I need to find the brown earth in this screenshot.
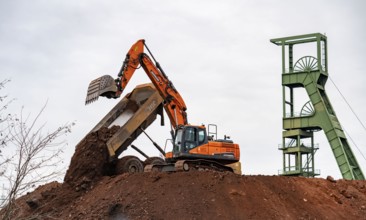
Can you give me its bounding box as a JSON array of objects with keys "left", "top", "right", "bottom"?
[
  {"left": 64, "top": 126, "right": 121, "bottom": 188},
  {"left": 6, "top": 127, "right": 366, "bottom": 219}
]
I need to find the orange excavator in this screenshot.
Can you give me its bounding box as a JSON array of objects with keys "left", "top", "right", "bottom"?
[{"left": 86, "top": 40, "right": 241, "bottom": 174}]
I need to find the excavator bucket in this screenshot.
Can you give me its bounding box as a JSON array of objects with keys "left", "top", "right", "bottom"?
[{"left": 85, "top": 75, "right": 118, "bottom": 105}]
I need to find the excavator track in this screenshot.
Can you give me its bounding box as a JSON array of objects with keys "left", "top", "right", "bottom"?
[{"left": 144, "top": 159, "right": 234, "bottom": 173}]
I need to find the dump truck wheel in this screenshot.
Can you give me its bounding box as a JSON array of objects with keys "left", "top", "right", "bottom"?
[
  {"left": 144, "top": 157, "right": 166, "bottom": 166},
  {"left": 115, "top": 156, "right": 144, "bottom": 174}
]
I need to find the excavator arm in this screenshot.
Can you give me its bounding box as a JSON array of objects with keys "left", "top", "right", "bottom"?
[{"left": 86, "top": 39, "right": 188, "bottom": 129}]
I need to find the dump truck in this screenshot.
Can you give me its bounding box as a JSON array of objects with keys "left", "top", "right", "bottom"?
[{"left": 86, "top": 40, "right": 241, "bottom": 174}]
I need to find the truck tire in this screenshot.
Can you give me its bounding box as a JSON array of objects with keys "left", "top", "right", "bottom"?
[
  {"left": 115, "top": 156, "right": 144, "bottom": 174},
  {"left": 144, "top": 157, "right": 166, "bottom": 166}
]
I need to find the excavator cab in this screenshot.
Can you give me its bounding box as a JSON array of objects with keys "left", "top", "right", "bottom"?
[
  {"left": 164, "top": 125, "right": 241, "bottom": 174},
  {"left": 166, "top": 124, "right": 240, "bottom": 164},
  {"left": 172, "top": 125, "right": 208, "bottom": 155}
]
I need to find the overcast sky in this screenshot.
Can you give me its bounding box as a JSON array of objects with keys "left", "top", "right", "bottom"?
[{"left": 1, "top": 0, "right": 366, "bottom": 179}]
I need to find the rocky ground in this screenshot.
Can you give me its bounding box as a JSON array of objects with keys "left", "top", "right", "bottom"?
[{"left": 5, "top": 127, "right": 366, "bottom": 219}]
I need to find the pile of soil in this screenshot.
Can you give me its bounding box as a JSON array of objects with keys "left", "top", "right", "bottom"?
[
  {"left": 64, "top": 126, "right": 120, "bottom": 188},
  {"left": 4, "top": 127, "right": 366, "bottom": 219}
]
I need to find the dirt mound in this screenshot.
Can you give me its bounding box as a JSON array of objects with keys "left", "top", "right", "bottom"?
[
  {"left": 64, "top": 126, "right": 120, "bottom": 188},
  {"left": 10, "top": 171, "right": 366, "bottom": 219},
  {"left": 4, "top": 127, "right": 366, "bottom": 219}
]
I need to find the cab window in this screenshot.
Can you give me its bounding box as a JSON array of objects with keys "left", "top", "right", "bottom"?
[
  {"left": 185, "top": 127, "right": 196, "bottom": 142},
  {"left": 198, "top": 129, "right": 205, "bottom": 145},
  {"left": 184, "top": 127, "right": 197, "bottom": 151},
  {"left": 174, "top": 129, "right": 183, "bottom": 152}
]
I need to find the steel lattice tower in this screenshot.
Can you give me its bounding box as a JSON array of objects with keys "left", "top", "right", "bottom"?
[{"left": 271, "top": 33, "right": 364, "bottom": 180}]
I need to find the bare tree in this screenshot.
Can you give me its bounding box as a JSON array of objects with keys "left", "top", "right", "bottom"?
[
  {"left": 0, "top": 79, "right": 13, "bottom": 174},
  {"left": 0, "top": 80, "right": 74, "bottom": 220}
]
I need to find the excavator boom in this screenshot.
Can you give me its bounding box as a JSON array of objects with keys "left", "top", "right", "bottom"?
[{"left": 86, "top": 39, "right": 188, "bottom": 129}]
